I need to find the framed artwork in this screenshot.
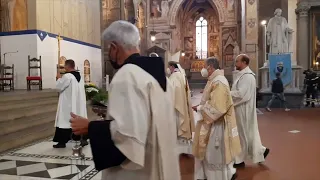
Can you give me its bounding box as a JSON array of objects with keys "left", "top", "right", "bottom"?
[
  {"left": 312, "top": 12, "right": 320, "bottom": 67},
  {"left": 190, "top": 60, "right": 205, "bottom": 72}
]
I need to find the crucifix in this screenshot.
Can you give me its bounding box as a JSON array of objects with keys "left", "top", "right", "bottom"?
[{"left": 56, "top": 34, "right": 63, "bottom": 73}]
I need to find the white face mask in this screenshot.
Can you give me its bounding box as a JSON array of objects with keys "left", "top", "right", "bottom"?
[
  {"left": 201, "top": 68, "right": 209, "bottom": 78},
  {"left": 166, "top": 68, "right": 172, "bottom": 75}
]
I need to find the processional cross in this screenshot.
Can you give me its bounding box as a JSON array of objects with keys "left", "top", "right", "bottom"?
[{"left": 56, "top": 34, "right": 63, "bottom": 73}]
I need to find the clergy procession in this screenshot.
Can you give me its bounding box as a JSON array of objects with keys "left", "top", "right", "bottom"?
[{"left": 50, "top": 20, "right": 272, "bottom": 180}]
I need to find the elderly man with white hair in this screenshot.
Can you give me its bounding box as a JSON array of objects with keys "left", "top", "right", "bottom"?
[
  {"left": 192, "top": 57, "right": 241, "bottom": 180},
  {"left": 69, "top": 20, "right": 180, "bottom": 180}
]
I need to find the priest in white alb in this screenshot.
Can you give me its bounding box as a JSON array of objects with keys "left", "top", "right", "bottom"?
[
  {"left": 167, "top": 61, "right": 195, "bottom": 155},
  {"left": 231, "top": 54, "right": 270, "bottom": 168},
  {"left": 192, "top": 57, "right": 241, "bottom": 180},
  {"left": 53, "top": 59, "right": 88, "bottom": 148},
  {"left": 69, "top": 20, "right": 180, "bottom": 180}
]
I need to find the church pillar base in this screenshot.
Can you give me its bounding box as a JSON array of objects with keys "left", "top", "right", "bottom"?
[{"left": 258, "top": 65, "right": 304, "bottom": 109}]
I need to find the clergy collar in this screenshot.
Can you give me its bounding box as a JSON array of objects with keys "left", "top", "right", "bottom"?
[
  {"left": 173, "top": 68, "right": 180, "bottom": 73},
  {"left": 208, "top": 69, "right": 224, "bottom": 81},
  {"left": 238, "top": 66, "right": 255, "bottom": 76},
  {"left": 124, "top": 53, "right": 140, "bottom": 63}
]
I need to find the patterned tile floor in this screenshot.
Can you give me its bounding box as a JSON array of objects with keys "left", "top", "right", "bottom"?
[{"left": 0, "top": 138, "right": 100, "bottom": 180}]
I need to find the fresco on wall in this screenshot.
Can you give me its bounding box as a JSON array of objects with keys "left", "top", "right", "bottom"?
[
  {"left": 150, "top": 0, "right": 173, "bottom": 18},
  {"left": 313, "top": 13, "right": 320, "bottom": 65},
  {"left": 1, "top": 0, "right": 28, "bottom": 31}
]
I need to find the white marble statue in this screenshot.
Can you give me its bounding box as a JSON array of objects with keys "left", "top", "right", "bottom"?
[
  {"left": 266, "top": 8, "right": 294, "bottom": 54},
  {"left": 228, "top": 0, "right": 235, "bottom": 11},
  {"left": 161, "top": 0, "right": 171, "bottom": 18}
]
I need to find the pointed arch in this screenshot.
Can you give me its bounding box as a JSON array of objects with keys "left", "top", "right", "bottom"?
[
  {"left": 168, "top": 0, "right": 228, "bottom": 25},
  {"left": 84, "top": 60, "right": 91, "bottom": 84}
]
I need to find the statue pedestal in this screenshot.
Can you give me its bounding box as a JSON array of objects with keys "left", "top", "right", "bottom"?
[{"left": 258, "top": 65, "right": 304, "bottom": 109}]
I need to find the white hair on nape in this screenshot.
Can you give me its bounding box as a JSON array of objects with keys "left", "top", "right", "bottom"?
[{"left": 102, "top": 20, "right": 140, "bottom": 50}]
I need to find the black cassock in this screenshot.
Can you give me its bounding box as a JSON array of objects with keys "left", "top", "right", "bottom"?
[
  {"left": 88, "top": 53, "right": 167, "bottom": 171},
  {"left": 88, "top": 121, "right": 126, "bottom": 171}
]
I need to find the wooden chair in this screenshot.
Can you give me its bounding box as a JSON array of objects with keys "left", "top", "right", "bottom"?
[
  {"left": 0, "top": 64, "right": 14, "bottom": 91},
  {"left": 26, "top": 56, "right": 42, "bottom": 90}
]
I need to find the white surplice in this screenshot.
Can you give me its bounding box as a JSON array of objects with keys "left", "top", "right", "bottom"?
[
  {"left": 55, "top": 73, "right": 87, "bottom": 129},
  {"left": 102, "top": 64, "right": 180, "bottom": 180},
  {"left": 168, "top": 69, "right": 194, "bottom": 155},
  {"left": 231, "top": 67, "right": 266, "bottom": 164}
]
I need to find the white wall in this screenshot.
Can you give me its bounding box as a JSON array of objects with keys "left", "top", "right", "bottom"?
[
  {"left": 0, "top": 34, "right": 38, "bottom": 89},
  {"left": 1, "top": 33, "right": 102, "bottom": 89}
]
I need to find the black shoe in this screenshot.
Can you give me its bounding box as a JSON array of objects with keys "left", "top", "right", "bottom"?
[
  {"left": 231, "top": 173, "right": 238, "bottom": 180},
  {"left": 264, "top": 148, "right": 270, "bottom": 159},
  {"left": 233, "top": 162, "right": 245, "bottom": 168},
  {"left": 80, "top": 140, "right": 89, "bottom": 147},
  {"left": 312, "top": 103, "right": 315, "bottom": 108},
  {"left": 53, "top": 143, "right": 66, "bottom": 148}
]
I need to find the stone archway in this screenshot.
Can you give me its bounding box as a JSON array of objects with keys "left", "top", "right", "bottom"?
[{"left": 168, "top": 0, "right": 228, "bottom": 26}]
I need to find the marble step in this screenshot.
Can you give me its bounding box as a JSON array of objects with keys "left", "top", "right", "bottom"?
[
  {"left": 0, "top": 121, "right": 54, "bottom": 153},
  {"left": 0, "top": 111, "right": 56, "bottom": 136},
  {"left": 0, "top": 97, "right": 58, "bottom": 112},
  {"left": 0, "top": 102, "right": 58, "bottom": 122},
  {"left": 0, "top": 90, "right": 58, "bottom": 103}
]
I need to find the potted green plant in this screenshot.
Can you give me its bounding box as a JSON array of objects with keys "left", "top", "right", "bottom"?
[{"left": 91, "top": 90, "right": 108, "bottom": 106}]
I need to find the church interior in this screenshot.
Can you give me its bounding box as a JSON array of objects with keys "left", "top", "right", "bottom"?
[{"left": 0, "top": 0, "right": 319, "bottom": 179}]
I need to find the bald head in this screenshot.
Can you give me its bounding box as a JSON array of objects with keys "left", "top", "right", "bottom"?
[{"left": 235, "top": 54, "right": 250, "bottom": 71}]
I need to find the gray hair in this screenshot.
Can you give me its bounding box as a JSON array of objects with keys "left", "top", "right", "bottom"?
[
  {"left": 102, "top": 20, "right": 140, "bottom": 50},
  {"left": 205, "top": 57, "right": 220, "bottom": 69}
]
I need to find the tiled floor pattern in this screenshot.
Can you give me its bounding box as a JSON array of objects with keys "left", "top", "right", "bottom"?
[{"left": 0, "top": 139, "right": 98, "bottom": 180}]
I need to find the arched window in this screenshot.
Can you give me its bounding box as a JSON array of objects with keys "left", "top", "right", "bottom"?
[
  {"left": 196, "top": 17, "right": 208, "bottom": 59},
  {"left": 84, "top": 60, "right": 91, "bottom": 84}
]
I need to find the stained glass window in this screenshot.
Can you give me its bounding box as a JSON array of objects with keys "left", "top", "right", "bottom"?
[{"left": 196, "top": 17, "right": 208, "bottom": 59}]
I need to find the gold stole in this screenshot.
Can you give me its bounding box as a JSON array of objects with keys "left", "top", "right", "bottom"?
[
  {"left": 170, "top": 73, "right": 195, "bottom": 139},
  {"left": 192, "top": 76, "right": 241, "bottom": 164}
]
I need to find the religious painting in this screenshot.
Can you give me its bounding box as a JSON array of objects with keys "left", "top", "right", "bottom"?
[
  {"left": 58, "top": 56, "right": 66, "bottom": 74},
  {"left": 312, "top": 13, "right": 320, "bottom": 67},
  {"left": 225, "top": 0, "right": 235, "bottom": 12},
  {"left": 184, "top": 37, "right": 194, "bottom": 52},
  {"left": 190, "top": 60, "right": 205, "bottom": 72},
  {"left": 222, "top": 27, "right": 237, "bottom": 46},
  {"left": 224, "top": 44, "right": 234, "bottom": 67},
  {"left": 84, "top": 60, "right": 91, "bottom": 84},
  {"left": 2, "top": 0, "right": 28, "bottom": 31},
  {"left": 124, "top": 0, "right": 135, "bottom": 21},
  {"left": 150, "top": 0, "right": 173, "bottom": 18}
]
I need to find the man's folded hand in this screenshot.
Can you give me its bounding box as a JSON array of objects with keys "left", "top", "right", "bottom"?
[{"left": 70, "top": 112, "right": 89, "bottom": 135}]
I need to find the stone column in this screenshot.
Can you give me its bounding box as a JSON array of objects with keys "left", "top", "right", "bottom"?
[
  {"left": 244, "top": 0, "right": 259, "bottom": 84},
  {"left": 288, "top": 0, "right": 298, "bottom": 66},
  {"left": 295, "top": 4, "right": 310, "bottom": 88},
  {"left": 102, "top": 0, "right": 121, "bottom": 81},
  {"left": 295, "top": 5, "right": 310, "bottom": 69}
]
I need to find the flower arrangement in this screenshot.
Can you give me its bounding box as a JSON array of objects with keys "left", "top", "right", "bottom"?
[
  {"left": 85, "top": 83, "right": 99, "bottom": 100},
  {"left": 84, "top": 83, "right": 108, "bottom": 106}
]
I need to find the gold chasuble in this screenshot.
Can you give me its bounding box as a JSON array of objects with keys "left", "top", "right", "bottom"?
[
  {"left": 169, "top": 72, "right": 195, "bottom": 140},
  {"left": 193, "top": 70, "right": 241, "bottom": 165}
]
